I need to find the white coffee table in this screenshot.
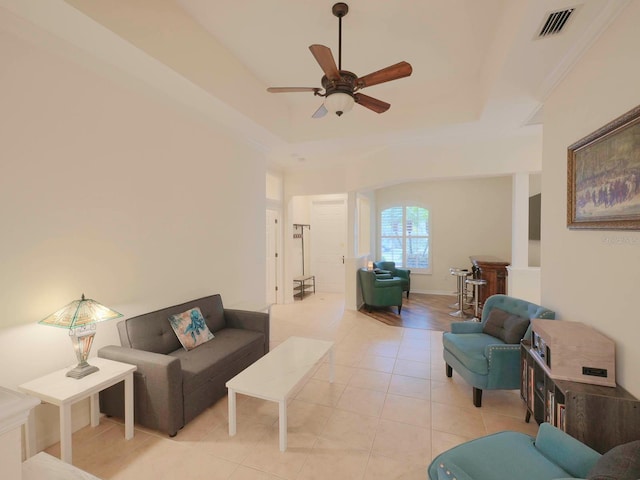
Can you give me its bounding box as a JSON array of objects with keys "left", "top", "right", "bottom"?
[
  {"left": 226, "top": 336, "right": 334, "bottom": 451},
  {"left": 18, "top": 357, "right": 136, "bottom": 464}
]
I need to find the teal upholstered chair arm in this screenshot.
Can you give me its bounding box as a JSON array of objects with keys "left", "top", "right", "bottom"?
[
  {"left": 374, "top": 277, "right": 403, "bottom": 288},
  {"left": 434, "top": 461, "right": 474, "bottom": 480},
  {"left": 394, "top": 268, "right": 410, "bottom": 280},
  {"left": 484, "top": 343, "right": 520, "bottom": 362},
  {"left": 450, "top": 321, "right": 484, "bottom": 334},
  {"left": 535, "top": 423, "right": 601, "bottom": 478},
  {"left": 484, "top": 344, "right": 521, "bottom": 388}
]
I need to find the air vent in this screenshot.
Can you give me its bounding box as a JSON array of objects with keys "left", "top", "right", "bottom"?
[{"left": 538, "top": 8, "right": 575, "bottom": 38}]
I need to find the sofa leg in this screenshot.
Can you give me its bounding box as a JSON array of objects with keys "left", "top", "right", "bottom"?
[
  {"left": 169, "top": 431, "right": 177, "bottom": 438},
  {"left": 406, "top": 291, "right": 410, "bottom": 299},
  {"left": 473, "top": 387, "right": 482, "bottom": 407},
  {"left": 398, "top": 305, "right": 402, "bottom": 314},
  {"left": 445, "top": 364, "right": 452, "bottom": 378}
]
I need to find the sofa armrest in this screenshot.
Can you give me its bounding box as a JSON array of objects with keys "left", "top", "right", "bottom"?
[
  {"left": 225, "top": 309, "right": 270, "bottom": 353},
  {"left": 98, "top": 345, "right": 184, "bottom": 436},
  {"left": 450, "top": 322, "right": 484, "bottom": 334},
  {"left": 535, "top": 423, "right": 601, "bottom": 478}
]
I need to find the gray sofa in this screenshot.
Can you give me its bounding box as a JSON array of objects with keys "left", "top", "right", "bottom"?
[{"left": 98, "top": 294, "right": 269, "bottom": 436}]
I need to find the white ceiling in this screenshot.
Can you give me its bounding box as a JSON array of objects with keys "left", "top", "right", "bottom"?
[{"left": 51, "top": 0, "right": 630, "bottom": 169}]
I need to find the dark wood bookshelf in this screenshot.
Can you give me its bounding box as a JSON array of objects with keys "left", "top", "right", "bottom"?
[{"left": 520, "top": 342, "right": 640, "bottom": 454}]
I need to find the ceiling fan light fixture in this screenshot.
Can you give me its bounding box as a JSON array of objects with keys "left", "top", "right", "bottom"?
[{"left": 324, "top": 91, "right": 354, "bottom": 116}]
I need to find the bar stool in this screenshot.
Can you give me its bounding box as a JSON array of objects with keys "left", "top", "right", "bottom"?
[
  {"left": 449, "top": 268, "right": 472, "bottom": 318},
  {"left": 448, "top": 268, "right": 468, "bottom": 308},
  {"left": 466, "top": 278, "right": 487, "bottom": 321}
]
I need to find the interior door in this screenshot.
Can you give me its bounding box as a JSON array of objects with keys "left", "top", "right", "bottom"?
[
  {"left": 266, "top": 209, "right": 279, "bottom": 305},
  {"left": 310, "top": 198, "right": 347, "bottom": 293}
]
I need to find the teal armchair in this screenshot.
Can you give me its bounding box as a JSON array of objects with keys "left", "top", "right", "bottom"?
[
  {"left": 373, "top": 261, "right": 411, "bottom": 298},
  {"left": 428, "top": 423, "right": 602, "bottom": 480},
  {"left": 358, "top": 268, "right": 404, "bottom": 314},
  {"left": 443, "top": 294, "right": 555, "bottom": 407}
]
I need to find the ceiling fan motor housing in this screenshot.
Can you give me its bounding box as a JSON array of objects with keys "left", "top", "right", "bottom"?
[
  {"left": 322, "top": 71, "right": 357, "bottom": 116},
  {"left": 321, "top": 71, "right": 357, "bottom": 96}
]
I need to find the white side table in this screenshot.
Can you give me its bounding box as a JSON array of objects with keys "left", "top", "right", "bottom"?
[{"left": 18, "top": 357, "right": 136, "bottom": 465}]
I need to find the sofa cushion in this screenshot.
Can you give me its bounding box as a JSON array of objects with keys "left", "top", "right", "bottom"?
[
  {"left": 442, "top": 333, "right": 506, "bottom": 375},
  {"left": 587, "top": 441, "right": 640, "bottom": 480},
  {"left": 168, "top": 307, "right": 214, "bottom": 351},
  {"left": 169, "top": 328, "right": 265, "bottom": 395},
  {"left": 483, "top": 308, "right": 530, "bottom": 344}
]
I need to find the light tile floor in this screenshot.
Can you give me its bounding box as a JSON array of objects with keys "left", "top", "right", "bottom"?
[{"left": 48, "top": 293, "right": 538, "bottom": 479}]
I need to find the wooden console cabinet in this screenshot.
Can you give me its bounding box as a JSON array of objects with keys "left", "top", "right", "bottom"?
[
  {"left": 469, "top": 255, "right": 509, "bottom": 305},
  {"left": 521, "top": 342, "right": 640, "bottom": 453}
]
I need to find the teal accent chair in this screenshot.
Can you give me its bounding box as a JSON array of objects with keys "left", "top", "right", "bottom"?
[
  {"left": 358, "top": 268, "right": 404, "bottom": 314},
  {"left": 373, "top": 261, "right": 411, "bottom": 298},
  {"left": 443, "top": 294, "right": 555, "bottom": 407},
  {"left": 428, "top": 423, "right": 601, "bottom": 480}
]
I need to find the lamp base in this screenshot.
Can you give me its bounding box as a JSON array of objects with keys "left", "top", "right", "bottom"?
[{"left": 66, "top": 362, "right": 99, "bottom": 379}]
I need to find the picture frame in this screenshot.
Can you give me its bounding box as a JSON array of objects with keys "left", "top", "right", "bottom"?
[{"left": 567, "top": 104, "right": 640, "bottom": 230}]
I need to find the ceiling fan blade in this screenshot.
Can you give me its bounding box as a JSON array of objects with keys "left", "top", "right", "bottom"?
[
  {"left": 354, "top": 93, "right": 390, "bottom": 114},
  {"left": 312, "top": 104, "right": 328, "bottom": 119},
  {"left": 357, "top": 61, "right": 413, "bottom": 88},
  {"left": 309, "top": 45, "right": 340, "bottom": 82},
  {"left": 267, "top": 87, "right": 320, "bottom": 93}
]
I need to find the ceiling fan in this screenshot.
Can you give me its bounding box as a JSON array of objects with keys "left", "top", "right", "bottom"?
[{"left": 267, "top": 2, "right": 413, "bottom": 118}]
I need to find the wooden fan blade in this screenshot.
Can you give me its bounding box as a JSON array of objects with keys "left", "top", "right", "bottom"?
[
  {"left": 357, "top": 61, "right": 413, "bottom": 88},
  {"left": 309, "top": 45, "right": 340, "bottom": 82},
  {"left": 312, "top": 104, "right": 328, "bottom": 119},
  {"left": 354, "top": 93, "right": 390, "bottom": 114},
  {"left": 267, "top": 87, "right": 320, "bottom": 93}
]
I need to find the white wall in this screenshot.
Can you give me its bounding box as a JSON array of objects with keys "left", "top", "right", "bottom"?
[
  {"left": 375, "top": 176, "right": 512, "bottom": 294},
  {"left": 0, "top": 12, "right": 267, "bottom": 448},
  {"left": 542, "top": 1, "right": 640, "bottom": 398}
]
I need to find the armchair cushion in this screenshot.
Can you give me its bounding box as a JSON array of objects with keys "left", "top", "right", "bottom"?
[
  {"left": 587, "top": 440, "right": 640, "bottom": 480},
  {"left": 482, "top": 307, "right": 530, "bottom": 344}
]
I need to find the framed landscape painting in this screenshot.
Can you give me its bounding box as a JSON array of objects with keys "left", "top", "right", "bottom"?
[{"left": 567, "top": 104, "right": 640, "bottom": 230}]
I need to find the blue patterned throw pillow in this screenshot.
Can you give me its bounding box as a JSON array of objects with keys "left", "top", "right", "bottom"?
[{"left": 168, "top": 307, "right": 214, "bottom": 351}]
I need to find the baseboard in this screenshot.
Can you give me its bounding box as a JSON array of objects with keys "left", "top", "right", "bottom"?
[{"left": 410, "top": 290, "right": 456, "bottom": 296}]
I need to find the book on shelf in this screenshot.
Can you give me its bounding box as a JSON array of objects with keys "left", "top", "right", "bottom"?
[
  {"left": 528, "top": 365, "right": 534, "bottom": 411},
  {"left": 557, "top": 404, "right": 566, "bottom": 431},
  {"left": 546, "top": 390, "right": 556, "bottom": 426}
]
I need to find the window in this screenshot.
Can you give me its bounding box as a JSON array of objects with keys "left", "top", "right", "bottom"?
[{"left": 380, "top": 206, "right": 430, "bottom": 271}]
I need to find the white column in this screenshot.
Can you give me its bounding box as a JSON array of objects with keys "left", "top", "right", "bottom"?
[
  {"left": 509, "top": 173, "right": 541, "bottom": 303},
  {"left": 512, "top": 173, "right": 530, "bottom": 268}
]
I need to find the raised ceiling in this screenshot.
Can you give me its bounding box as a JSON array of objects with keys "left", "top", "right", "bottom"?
[{"left": 43, "top": 1, "right": 632, "bottom": 167}]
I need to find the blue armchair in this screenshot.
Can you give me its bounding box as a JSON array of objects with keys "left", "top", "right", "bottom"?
[
  {"left": 373, "top": 261, "right": 411, "bottom": 298},
  {"left": 428, "top": 423, "right": 602, "bottom": 480},
  {"left": 443, "top": 294, "right": 555, "bottom": 407}
]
